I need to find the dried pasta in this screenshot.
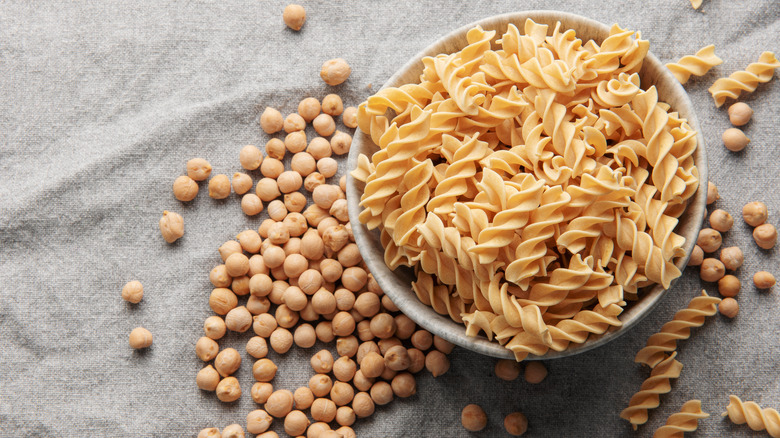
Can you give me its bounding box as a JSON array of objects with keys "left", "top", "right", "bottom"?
[
  {"left": 653, "top": 400, "right": 709, "bottom": 438},
  {"left": 620, "top": 352, "right": 683, "bottom": 429},
  {"left": 689, "top": 0, "right": 703, "bottom": 9},
  {"left": 634, "top": 290, "right": 720, "bottom": 368},
  {"left": 708, "top": 51, "right": 780, "bottom": 107},
  {"left": 722, "top": 395, "right": 780, "bottom": 438},
  {"left": 352, "top": 19, "right": 699, "bottom": 361},
  {"left": 665, "top": 45, "right": 722, "bottom": 84}
]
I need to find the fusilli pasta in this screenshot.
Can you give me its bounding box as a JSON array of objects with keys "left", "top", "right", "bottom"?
[
  {"left": 665, "top": 45, "right": 722, "bottom": 84},
  {"left": 708, "top": 51, "right": 780, "bottom": 107},
  {"left": 653, "top": 399, "right": 708, "bottom": 438},
  {"left": 620, "top": 352, "right": 683, "bottom": 429},
  {"left": 722, "top": 395, "right": 780, "bottom": 438}
]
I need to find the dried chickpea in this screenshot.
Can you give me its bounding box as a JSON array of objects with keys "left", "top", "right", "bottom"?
[
  {"left": 260, "top": 158, "right": 284, "bottom": 179},
  {"left": 237, "top": 230, "right": 262, "bottom": 254},
  {"left": 281, "top": 285, "right": 306, "bottom": 310},
  {"left": 246, "top": 409, "right": 273, "bottom": 435},
  {"left": 128, "top": 327, "right": 153, "bottom": 349},
  {"left": 231, "top": 172, "right": 253, "bottom": 195},
  {"left": 722, "top": 127, "right": 750, "bottom": 152},
  {"left": 525, "top": 361, "right": 548, "bottom": 383},
  {"left": 334, "top": 289, "right": 356, "bottom": 312},
  {"left": 196, "top": 365, "right": 220, "bottom": 391},
  {"left": 121, "top": 280, "right": 144, "bottom": 304},
  {"left": 256, "top": 178, "right": 281, "bottom": 202},
  {"left": 743, "top": 201, "right": 768, "bottom": 226},
  {"left": 307, "top": 422, "right": 331, "bottom": 438},
  {"left": 370, "top": 313, "right": 396, "bottom": 339},
  {"left": 265, "top": 389, "right": 295, "bottom": 418},
  {"left": 298, "top": 269, "right": 323, "bottom": 295},
  {"left": 504, "top": 412, "right": 528, "bottom": 436},
  {"left": 219, "top": 240, "right": 242, "bottom": 261},
  {"left": 697, "top": 228, "right": 722, "bottom": 253},
  {"left": 321, "top": 94, "right": 343, "bottom": 116},
  {"left": 283, "top": 254, "right": 308, "bottom": 278},
  {"left": 315, "top": 321, "right": 335, "bottom": 343},
  {"left": 332, "top": 356, "right": 356, "bottom": 382},
  {"left": 187, "top": 158, "right": 212, "bottom": 181},
  {"left": 241, "top": 193, "right": 263, "bottom": 216},
  {"left": 341, "top": 267, "right": 367, "bottom": 292},
  {"left": 300, "top": 301, "right": 319, "bottom": 321},
  {"left": 225, "top": 306, "right": 253, "bottom": 333},
  {"left": 384, "top": 345, "right": 411, "bottom": 371},
  {"left": 198, "top": 428, "right": 220, "bottom": 438},
  {"left": 312, "top": 113, "right": 336, "bottom": 137},
  {"left": 700, "top": 258, "right": 726, "bottom": 282},
  {"left": 215, "top": 348, "right": 241, "bottom": 377},
  {"left": 353, "top": 293, "right": 379, "bottom": 318},
  {"left": 355, "top": 319, "right": 371, "bottom": 340},
  {"left": 262, "top": 246, "right": 286, "bottom": 269},
  {"left": 718, "top": 275, "right": 740, "bottom": 297},
  {"left": 285, "top": 131, "right": 308, "bottom": 154},
  {"left": 409, "top": 330, "right": 432, "bottom": 351},
  {"left": 320, "top": 58, "right": 351, "bottom": 86},
  {"left": 329, "top": 200, "right": 348, "bottom": 224},
  {"left": 221, "top": 424, "right": 244, "bottom": 438},
  {"left": 332, "top": 311, "right": 356, "bottom": 336},
  {"left": 284, "top": 113, "right": 306, "bottom": 133},
  {"left": 310, "top": 349, "right": 334, "bottom": 374},
  {"left": 303, "top": 204, "right": 330, "bottom": 226},
  {"left": 377, "top": 338, "right": 402, "bottom": 356},
  {"left": 337, "top": 244, "right": 362, "bottom": 267},
  {"left": 253, "top": 358, "right": 278, "bottom": 382},
  {"left": 284, "top": 410, "right": 310, "bottom": 437},
  {"left": 255, "top": 433, "right": 277, "bottom": 438},
  {"left": 210, "top": 265, "right": 231, "bottom": 288},
  {"left": 270, "top": 327, "right": 293, "bottom": 354},
  {"left": 208, "top": 174, "right": 231, "bottom": 199},
  {"left": 275, "top": 304, "right": 299, "bottom": 328},
  {"left": 284, "top": 213, "right": 309, "bottom": 237},
  {"left": 728, "top": 102, "right": 753, "bottom": 126},
  {"left": 719, "top": 297, "right": 739, "bottom": 318},
  {"left": 267, "top": 222, "right": 290, "bottom": 246},
  {"left": 294, "top": 386, "right": 314, "bottom": 410},
  {"left": 159, "top": 210, "right": 184, "bottom": 243},
  {"left": 330, "top": 131, "right": 352, "bottom": 155},
  {"left": 753, "top": 223, "right": 777, "bottom": 249},
  {"left": 232, "top": 275, "right": 250, "bottom": 296},
  {"left": 339, "top": 175, "right": 347, "bottom": 192},
  {"left": 276, "top": 171, "right": 302, "bottom": 194},
  {"left": 351, "top": 392, "right": 374, "bottom": 418},
  {"left": 307, "top": 137, "right": 332, "bottom": 161},
  {"left": 247, "top": 295, "right": 271, "bottom": 315},
  {"left": 709, "top": 209, "right": 733, "bottom": 232},
  {"left": 249, "top": 255, "right": 269, "bottom": 276},
  {"left": 262, "top": 201, "right": 285, "bottom": 222},
  {"left": 261, "top": 107, "right": 284, "bottom": 134},
  {"left": 293, "top": 324, "right": 316, "bottom": 348},
  {"left": 707, "top": 181, "right": 719, "bottom": 205},
  {"left": 719, "top": 247, "right": 743, "bottom": 271},
  {"left": 250, "top": 274, "right": 273, "bottom": 297},
  {"left": 246, "top": 336, "right": 268, "bottom": 359},
  {"left": 461, "top": 404, "right": 487, "bottom": 432},
  {"left": 356, "top": 341, "right": 379, "bottom": 363},
  {"left": 336, "top": 336, "right": 359, "bottom": 358},
  {"left": 304, "top": 172, "right": 326, "bottom": 193},
  {"left": 360, "top": 351, "right": 385, "bottom": 378},
  {"left": 335, "top": 426, "right": 356, "bottom": 438},
  {"left": 309, "top": 374, "right": 333, "bottom": 398},
  {"left": 298, "top": 97, "right": 321, "bottom": 122},
  {"left": 240, "top": 144, "right": 263, "bottom": 170},
  {"left": 686, "top": 245, "right": 703, "bottom": 267},
  {"left": 370, "top": 381, "right": 394, "bottom": 406},
  {"left": 216, "top": 376, "right": 241, "bottom": 402},
  {"left": 173, "top": 175, "right": 198, "bottom": 202},
  {"left": 425, "top": 350, "right": 450, "bottom": 377},
  {"left": 225, "top": 253, "right": 249, "bottom": 277},
  {"left": 753, "top": 271, "right": 776, "bottom": 289},
  {"left": 391, "top": 372, "right": 416, "bottom": 397},
  {"left": 210, "top": 288, "right": 238, "bottom": 315},
  {"left": 433, "top": 336, "right": 454, "bottom": 354},
  {"left": 252, "top": 382, "right": 274, "bottom": 404},
  {"left": 319, "top": 259, "right": 342, "bottom": 283},
  {"left": 495, "top": 359, "right": 521, "bottom": 381},
  {"left": 342, "top": 107, "right": 358, "bottom": 129},
  {"left": 407, "top": 348, "right": 425, "bottom": 373},
  {"left": 336, "top": 406, "right": 355, "bottom": 427},
  {"left": 196, "top": 336, "right": 219, "bottom": 361},
  {"left": 323, "top": 225, "right": 349, "bottom": 252},
  {"left": 283, "top": 4, "right": 306, "bottom": 30},
  {"left": 352, "top": 370, "right": 374, "bottom": 392},
  {"left": 284, "top": 192, "right": 307, "bottom": 213},
  {"left": 312, "top": 398, "right": 337, "bottom": 422},
  {"left": 204, "top": 315, "right": 227, "bottom": 340},
  {"left": 381, "top": 295, "right": 399, "bottom": 313},
  {"left": 266, "top": 138, "right": 286, "bottom": 160},
  {"left": 330, "top": 381, "right": 355, "bottom": 406},
  {"left": 393, "top": 315, "right": 415, "bottom": 340},
  {"left": 253, "top": 313, "right": 277, "bottom": 338}
]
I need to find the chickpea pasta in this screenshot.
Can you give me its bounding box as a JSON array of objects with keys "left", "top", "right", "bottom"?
[
  {"left": 665, "top": 45, "right": 722, "bottom": 84},
  {"left": 722, "top": 395, "right": 780, "bottom": 438},
  {"left": 351, "top": 19, "right": 699, "bottom": 361},
  {"left": 653, "top": 400, "right": 708, "bottom": 438},
  {"left": 708, "top": 52, "right": 780, "bottom": 107},
  {"left": 620, "top": 352, "right": 683, "bottom": 429}
]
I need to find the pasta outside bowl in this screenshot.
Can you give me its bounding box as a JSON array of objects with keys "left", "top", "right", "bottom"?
[{"left": 346, "top": 11, "right": 708, "bottom": 360}]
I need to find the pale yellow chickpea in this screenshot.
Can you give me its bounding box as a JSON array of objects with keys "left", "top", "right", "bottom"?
[
  {"left": 282, "top": 286, "right": 307, "bottom": 311},
  {"left": 328, "top": 201, "right": 348, "bottom": 224},
  {"left": 317, "top": 157, "right": 338, "bottom": 178},
  {"left": 284, "top": 113, "right": 306, "bottom": 133},
  {"left": 275, "top": 303, "right": 299, "bottom": 328},
  {"left": 252, "top": 382, "right": 274, "bottom": 404},
  {"left": 121, "top": 280, "right": 144, "bottom": 304},
  {"left": 253, "top": 313, "right": 278, "bottom": 338},
  {"left": 722, "top": 127, "right": 750, "bottom": 152},
  {"left": 353, "top": 391, "right": 376, "bottom": 418},
  {"left": 719, "top": 297, "right": 739, "bottom": 318},
  {"left": 249, "top": 253, "right": 270, "bottom": 277},
  {"left": 332, "top": 356, "right": 356, "bottom": 382},
  {"left": 298, "top": 97, "right": 321, "bottom": 122},
  {"left": 312, "top": 184, "right": 340, "bottom": 209},
  {"left": 316, "top": 321, "right": 335, "bottom": 343},
  {"left": 688, "top": 245, "right": 703, "bottom": 267},
  {"left": 356, "top": 320, "right": 373, "bottom": 342},
  {"left": 697, "top": 228, "right": 722, "bottom": 253},
  {"left": 743, "top": 201, "right": 768, "bottom": 226},
  {"left": 339, "top": 175, "right": 346, "bottom": 192},
  {"left": 284, "top": 410, "right": 310, "bottom": 436},
  {"left": 336, "top": 406, "right": 355, "bottom": 427},
  {"left": 291, "top": 152, "right": 317, "bottom": 177},
  {"left": 263, "top": 245, "right": 286, "bottom": 269},
  {"left": 283, "top": 253, "right": 308, "bottom": 278},
  {"left": 204, "top": 315, "right": 227, "bottom": 340},
  {"left": 700, "top": 258, "right": 726, "bottom": 282},
  {"left": 283, "top": 4, "right": 306, "bottom": 31},
  {"left": 369, "top": 381, "right": 394, "bottom": 406},
  {"left": 277, "top": 170, "right": 303, "bottom": 193},
  {"left": 260, "top": 158, "right": 283, "bottom": 179},
  {"left": 285, "top": 130, "right": 307, "bottom": 154},
  {"left": 461, "top": 404, "right": 487, "bottom": 432},
  {"left": 312, "top": 113, "right": 336, "bottom": 137},
  {"left": 250, "top": 274, "right": 273, "bottom": 297},
  {"left": 261, "top": 107, "right": 284, "bottom": 134},
  {"left": 309, "top": 373, "right": 333, "bottom": 398},
  {"left": 267, "top": 222, "right": 291, "bottom": 245},
  {"left": 719, "top": 246, "right": 744, "bottom": 270},
  {"left": 718, "top": 275, "right": 740, "bottom": 297},
  {"left": 284, "top": 192, "right": 307, "bottom": 213},
  {"left": 728, "top": 102, "right": 753, "bottom": 126},
  {"left": 354, "top": 293, "right": 380, "bottom": 318},
  {"left": 187, "top": 158, "right": 212, "bottom": 181},
  {"left": 196, "top": 365, "right": 220, "bottom": 391},
  {"left": 266, "top": 138, "right": 286, "bottom": 160},
  {"left": 307, "top": 422, "right": 332, "bottom": 438},
  {"left": 241, "top": 193, "right": 263, "bottom": 216},
  {"left": 210, "top": 288, "right": 237, "bottom": 315},
  {"left": 284, "top": 213, "right": 308, "bottom": 237},
  {"left": 312, "top": 398, "right": 338, "bottom": 422},
  {"left": 293, "top": 386, "right": 314, "bottom": 410},
  {"left": 253, "top": 358, "right": 278, "bottom": 382},
  {"left": 382, "top": 345, "right": 410, "bottom": 372},
  {"left": 215, "top": 347, "right": 241, "bottom": 377},
  {"left": 336, "top": 336, "right": 359, "bottom": 359},
  {"left": 342, "top": 106, "right": 358, "bottom": 129},
  {"left": 247, "top": 295, "right": 271, "bottom": 315},
  {"left": 406, "top": 348, "right": 426, "bottom": 373},
  {"left": 219, "top": 240, "right": 243, "bottom": 261},
  {"left": 504, "top": 412, "right": 528, "bottom": 436},
  {"left": 433, "top": 336, "right": 454, "bottom": 354},
  {"left": 304, "top": 172, "right": 326, "bottom": 192},
  {"left": 225, "top": 253, "right": 250, "bottom": 277},
  {"left": 196, "top": 336, "right": 220, "bottom": 362},
  {"left": 236, "top": 229, "right": 262, "bottom": 254},
  {"left": 330, "top": 131, "right": 352, "bottom": 155},
  {"left": 270, "top": 327, "right": 293, "bottom": 354},
  {"left": 332, "top": 311, "right": 356, "bottom": 337},
  {"left": 129, "top": 327, "right": 153, "bottom": 349},
  {"left": 210, "top": 265, "right": 231, "bottom": 288},
  {"left": 246, "top": 336, "right": 268, "bottom": 359},
  {"left": 307, "top": 137, "right": 332, "bottom": 160},
  {"left": 320, "top": 94, "right": 343, "bottom": 116},
  {"left": 208, "top": 174, "right": 231, "bottom": 199},
  {"left": 221, "top": 424, "right": 244, "bottom": 438},
  {"left": 300, "top": 301, "right": 318, "bottom": 322},
  {"left": 173, "top": 175, "right": 199, "bottom": 202},
  {"left": 330, "top": 381, "right": 355, "bottom": 406},
  {"left": 320, "top": 58, "right": 351, "bottom": 86},
  {"left": 225, "top": 306, "right": 253, "bottom": 333},
  {"left": 239, "top": 145, "right": 263, "bottom": 170},
  {"left": 159, "top": 210, "right": 184, "bottom": 243},
  {"left": 297, "top": 269, "right": 323, "bottom": 295},
  {"left": 303, "top": 204, "right": 331, "bottom": 227},
  {"left": 255, "top": 432, "right": 277, "bottom": 438},
  {"left": 335, "top": 289, "right": 356, "bottom": 312},
  {"left": 709, "top": 209, "right": 733, "bottom": 232},
  {"left": 294, "top": 323, "right": 316, "bottom": 348},
  {"left": 246, "top": 409, "right": 273, "bottom": 435},
  {"left": 231, "top": 172, "right": 253, "bottom": 195},
  {"left": 425, "top": 350, "right": 450, "bottom": 377},
  {"left": 283, "top": 237, "right": 302, "bottom": 256},
  {"left": 216, "top": 376, "right": 242, "bottom": 402},
  {"left": 232, "top": 275, "right": 250, "bottom": 296},
  {"left": 338, "top": 244, "right": 362, "bottom": 268},
  {"left": 707, "top": 181, "right": 719, "bottom": 205},
  {"left": 360, "top": 351, "right": 385, "bottom": 378},
  {"left": 753, "top": 223, "right": 777, "bottom": 249},
  {"left": 524, "top": 361, "right": 548, "bottom": 383},
  {"left": 197, "top": 428, "right": 220, "bottom": 438},
  {"left": 753, "top": 271, "right": 776, "bottom": 289},
  {"left": 265, "top": 389, "right": 295, "bottom": 418},
  {"left": 256, "top": 178, "right": 281, "bottom": 202}
]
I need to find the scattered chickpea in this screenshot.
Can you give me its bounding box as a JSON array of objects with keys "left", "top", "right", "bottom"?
[
  {"left": 709, "top": 209, "right": 733, "bottom": 232},
  {"left": 394, "top": 315, "right": 415, "bottom": 340},
  {"left": 407, "top": 348, "right": 426, "bottom": 373},
  {"left": 333, "top": 356, "right": 357, "bottom": 382},
  {"left": 321, "top": 94, "right": 344, "bottom": 117},
  {"left": 425, "top": 350, "right": 450, "bottom": 377},
  {"left": 339, "top": 175, "right": 347, "bottom": 192},
  {"left": 215, "top": 348, "right": 241, "bottom": 377},
  {"left": 159, "top": 210, "right": 184, "bottom": 243},
  {"left": 728, "top": 102, "right": 753, "bottom": 126},
  {"left": 311, "top": 349, "right": 334, "bottom": 374},
  {"left": 304, "top": 172, "right": 325, "bottom": 193},
  {"left": 241, "top": 194, "right": 263, "bottom": 216},
  {"left": 285, "top": 131, "right": 307, "bottom": 154},
  {"left": 284, "top": 192, "right": 307, "bottom": 213},
  {"left": 253, "top": 358, "right": 278, "bottom": 382},
  {"left": 216, "top": 376, "right": 242, "bottom": 402},
  {"left": 525, "top": 361, "right": 548, "bottom": 383},
  {"left": 246, "top": 336, "right": 268, "bottom": 359},
  {"left": 275, "top": 304, "right": 299, "bottom": 328},
  {"left": 336, "top": 406, "right": 356, "bottom": 427},
  {"left": 316, "top": 321, "right": 335, "bottom": 343},
  {"left": 246, "top": 409, "right": 273, "bottom": 435},
  {"left": 187, "top": 158, "right": 213, "bottom": 181},
  {"left": 239, "top": 144, "right": 263, "bottom": 170},
  {"left": 225, "top": 253, "right": 250, "bottom": 277},
  {"left": 252, "top": 382, "right": 274, "bottom": 404},
  {"left": 504, "top": 412, "right": 529, "bottom": 436},
  {"left": 335, "top": 426, "right": 356, "bottom": 438},
  {"left": 307, "top": 422, "right": 331, "bottom": 438},
  {"left": 284, "top": 410, "right": 310, "bottom": 436},
  {"left": 247, "top": 295, "right": 271, "bottom": 315},
  {"left": 291, "top": 152, "right": 317, "bottom": 177},
  {"left": 342, "top": 107, "right": 358, "bottom": 129},
  {"left": 337, "top": 244, "right": 362, "bottom": 267},
  {"left": 312, "top": 397, "right": 338, "bottom": 422},
  {"left": 309, "top": 373, "right": 334, "bottom": 398},
  {"left": 210, "top": 287, "right": 238, "bottom": 315},
  {"left": 433, "top": 336, "right": 454, "bottom": 354},
  {"left": 221, "top": 424, "right": 245, "bottom": 438},
  {"left": 742, "top": 201, "right": 768, "bottom": 226},
  {"left": 722, "top": 128, "right": 750, "bottom": 152},
  {"left": 360, "top": 351, "right": 385, "bottom": 378},
  {"left": 219, "top": 240, "right": 242, "bottom": 261},
  {"left": 173, "top": 175, "right": 199, "bottom": 202},
  {"left": 706, "top": 181, "right": 719, "bottom": 205},
  {"left": 330, "top": 381, "right": 355, "bottom": 406},
  {"left": 196, "top": 365, "right": 220, "bottom": 391},
  {"left": 293, "top": 386, "right": 314, "bottom": 410},
  {"left": 204, "top": 315, "right": 227, "bottom": 340},
  {"left": 753, "top": 271, "right": 776, "bottom": 289},
  {"left": 298, "top": 97, "right": 321, "bottom": 122},
  {"left": 277, "top": 171, "right": 303, "bottom": 194},
  {"left": 232, "top": 172, "right": 253, "bottom": 195},
  {"left": 260, "top": 108, "right": 284, "bottom": 134},
  {"left": 307, "top": 137, "right": 332, "bottom": 160},
  {"left": 718, "top": 275, "right": 741, "bottom": 297},
  {"left": 121, "top": 280, "right": 144, "bottom": 304},
  {"left": 265, "top": 389, "right": 295, "bottom": 418},
  {"left": 332, "top": 311, "right": 356, "bottom": 336},
  {"left": 266, "top": 138, "right": 286, "bottom": 160},
  {"left": 209, "top": 174, "right": 231, "bottom": 199},
  {"left": 697, "top": 228, "right": 722, "bottom": 253},
  {"left": 753, "top": 223, "right": 777, "bottom": 249},
  {"left": 352, "top": 369, "right": 374, "bottom": 392},
  {"left": 720, "top": 246, "right": 744, "bottom": 271},
  {"left": 198, "top": 427, "right": 220, "bottom": 438},
  {"left": 196, "top": 336, "right": 220, "bottom": 361},
  {"left": 313, "top": 113, "right": 336, "bottom": 137},
  {"left": 689, "top": 245, "right": 703, "bottom": 266},
  {"left": 320, "top": 58, "right": 351, "bottom": 86},
  {"left": 282, "top": 4, "right": 306, "bottom": 31},
  {"left": 270, "top": 327, "right": 294, "bottom": 354},
  {"left": 253, "top": 313, "right": 277, "bottom": 337},
  {"left": 129, "top": 327, "right": 153, "bottom": 349},
  {"left": 314, "top": 157, "right": 338, "bottom": 179},
  {"left": 284, "top": 113, "right": 306, "bottom": 133},
  {"left": 495, "top": 359, "right": 521, "bottom": 381},
  {"left": 461, "top": 404, "right": 488, "bottom": 432},
  {"left": 700, "top": 258, "right": 726, "bottom": 282},
  {"left": 255, "top": 432, "right": 277, "bottom": 438},
  {"left": 292, "top": 323, "right": 316, "bottom": 348},
  {"left": 336, "top": 336, "right": 359, "bottom": 359},
  {"left": 718, "top": 297, "right": 739, "bottom": 318},
  {"left": 210, "top": 265, "right": 232, "bottom": 288},
  {"left": 330, "top": 131, "right": 352, "bottom": 155}
]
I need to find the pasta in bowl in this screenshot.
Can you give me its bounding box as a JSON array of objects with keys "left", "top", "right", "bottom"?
[{"left": 346, "top": 11, "right": 707, "bottom": 360}]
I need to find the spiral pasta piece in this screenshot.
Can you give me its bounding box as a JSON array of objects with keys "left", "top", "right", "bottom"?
[
  {"left": 620, "top": 352, "right": 684, "bottom": 429},
  {"left": 665, "top": 45, "right": 722, "bottom": 84},
  {"left": 653, "top": 400, "right": 709, "bottom": 438},
  {"left": 708, "top": 51, "right": 780, "bottom": 107},
  {"left": 723, "top": 396, "right": 780, "bottom": 437}
]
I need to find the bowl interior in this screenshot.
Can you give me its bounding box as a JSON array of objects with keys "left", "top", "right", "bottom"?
[{"left": 347, "top": 11, "right": 708, "bottom": 359}]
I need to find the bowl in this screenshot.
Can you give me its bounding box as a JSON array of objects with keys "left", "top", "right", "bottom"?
[{"left": 346, "top": 10, "right": 708, "bottom": 360}]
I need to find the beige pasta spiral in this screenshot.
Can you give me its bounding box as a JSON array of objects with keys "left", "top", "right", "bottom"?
[
  {"left": 653, "top": 400, "right": 709, "bottom": 438},
  {"left": 708, "top": 51, "right": 780, "bottom": 107},
  {"left": 665, "top": 45, "right": 722, "bottom": 84},
  {"left": 634, "top": 290, "right": 720, "bottom": 368},
  {"left": 620, "top": 352, "right": 684, "bottom": 429},
  {"left": 723, "top": 395, "right": 780, "bottom": 437}
]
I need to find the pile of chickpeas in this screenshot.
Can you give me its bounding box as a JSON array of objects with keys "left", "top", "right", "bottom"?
[{"left": 688, "top": 182, "right": 776, "bottom": 319}]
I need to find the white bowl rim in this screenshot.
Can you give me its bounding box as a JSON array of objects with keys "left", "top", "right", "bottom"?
[{"left": 346, "top": 10, "right": 708, "bottom": 360}]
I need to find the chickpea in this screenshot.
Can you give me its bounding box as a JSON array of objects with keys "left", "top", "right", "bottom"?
[
  {"left": 265, "top": 389, "right": 295, "bottom": 418},
  {"left": 320, "top": 94, "right": 343, "bottom": 116},
  {"left": 300, "top": 301, "right": 319, "bottom": 322},
  {"left": 196, "top": 336, "right": 220, "bottom": 361},
  {"left": 407, "top": 348, "right": 426, "bottom": 373},
  {"left": 304, "top": 172, "right": 326, "bottom": 193},
  {"left": 249, "top": 274, "right": 273, "bottom": 298},
  {"left": 284, "top": 192, "right": 307, "bottom": 213},
  {"left": 336, "top": 406, "right": 355, "bottom": 427},
  {"left": 309, "top": 373, "right": 333, "bottom": 398},
  {"left": 291, "top": 152, "right": 317, "bottom": 176},
  {"left": 196, "top": 365, "right": 220, "bottom": 391},
  {"left": 267, "top": 222, "right": 290, "bottom": 246},
  {"left": 718, "top": 246, "right": 743, "bottom": 271},
  {"left": 742, "top": 201, "right": 768, "bottom": 226},
  {"left": 241, "top": 193, "right": 264, "bottom": 216},
  {"left": 282, "top": 4, "right": 306, "bottom": 31},
  {"left": 369, "top": 381, "right": 394, "bottom": 406},
  {"left": 229, "top": 172, "right": 252, "bottom": 196},
  {"left": 173, "top": 175, "right": 199, "bottom": 202},
  {"left": 219, "top": 241, "right": 242, "bottom": 262},
  {"left": 236, "top": 230, "right": 262, "bottom": 255},
  {"left": 461, "top": 404, "right": 487, "bottom": 432},
  {"left": 210, "top": 288, "right": 238, "bottom": 315},
  {"left": 208, "top": 174, "right": 231, "bottom": 199},
  {"left": 383, "top": 345, "right": 410, "bottom": 372},
  {"left": 256, "top": 178, "right": 281, "bottom": 202},
  {"left": 261, "top": 107, "right": 284, "bottom": 134},
  {"left": 697, "top": 228, "right": 722, "bottom": 253},
  {"left": 334, "top": 289, "right": 355, "bottom": 312},
  {"left": 314, "top": 157, "right": 338, "bottom": 180},
  {"left": 718, "top": 297, "right": 739, "bottom": 318},
  {"left": 718, "top": 275, "right": 741, "bottom": 297},
  {"left": 159, "top": 210, "right": 184, "bottom": 243},
  {"left": 247, "top": 296, "right": 271, "bottom": 315},
  {"left": 408, "top": 330, "right": 432, "bottom": 351},
  {"left": 347, "top": 392, "right": 371, "bottom": 418},
  {"left": 198, "top": 428, "right": 220, "bottom": 438},
  {"left": 284, "top": 410, "right": 310, "bottom": 437},
  {"left": 753, "top": 223, "right": 777, "bottom": 249},
  {"left": 330, "top": 131, "right": 352, "bottom": 155},
  {"left": 239, "top": 144, "right": 263, "bottom": 170},
  {"left": 342, "top": 107, "right": 358, "bottom": 129},
  {"left": 204, "top": 315, "right": 227, "bottom": 340},
  {"left": 352, "top": 369, "right": 374, "bottom": 392},
  {"left": 332, "top": 311, "right": 356, "bottom": 336},
  {"left": 298, "top": 97, "right": 321, "bottom": 122},
  {"left": 221, "top": 424, "right": 245, "bottom": 438},
  {"left": 393, "top": 315, "right": 415, "bottom": 340},
  {"left": 284, "top": 253, "right": 308, "bottom": 278},
  {"left": 356, "top": 341, "right": 379, "bottom": 363},
  {"left": 425, "top": 350, "right": 450, "bottom": 377},
  {"left": 356, "top": 320, "right": 372, "bottom": 341},
  {"left": 709, "top": 209, "right": 733, "bottom": 232},
  {"left": 722, "top": 127, "right": 750, "bottom": 152},
  {"left": 336, "top": 336, "right": 359, "bottom": 358},
  {"left": 285, "top": 131, "right": 308, "bottom": 154},
  {"left": 310, "top": 349, "right": 334, "bottom": 374},
  {"left": 256, "top": 433, "right": 277, "bottom": 438},
  {"left": 216, "top": 376, "right": 241, "bottom": 402},
  {"left": 210, "top": 265, "right": 231, "bottom": 288},
  {"left": 187, "top": 158, "right": 213, "bottom": 181},
  {"left": 337, "top": 244, "right": 362, "bottom": 267},
  {"left": 329, "top": 199, "right": 348, "bottom": 224},
  {"left": 296, "top": 270, "right": 321, "bottom": 295},
  {"left": 128, "top": 326, "right": 153, "bottom": 350},
  {"left": 303, "top": 204, "right": 331, "bottom": 227},
  {"left": 700, "top": 258, "right": 726, "bottom": 282},
  {"left": 224, "top": 252, "right": 249, "bottom": 277},
  {"left": 225, "top": 306, "right": 253, "bottom": 333},
  {"left": 524, "top": 361, "right": 548, "bottom": 383},
  {"left": 214, "top": 348, "right": 241, "bottom": 377},
  {"left": 313, "top": 113, "right": 336, "bottom": 137},
  {"left": 335, "top": 426, "right": 356, "bottom": 438},
  {"left": 263, "top": 246, "right": 286, "bottom": 269},
  {"left": 494, "top": 359, "right": 521, "bottom": 381},
  {"left": 253, "top": 314, "right": 277, "bottom": 338},
  {"left": 309, "top": 398, "right": 336, "bottom": 423},
  {"left": 307, "top": 422, "right": 332, "bottom": 438},
  {"left": 260, "top": 158, "right": 284, "bottom": 180},
  {"left": 270, "top": 327, "right": 294, "bottom": 354},
  {"left": 753, "top": 271, "right": 775, "bottom": 289},
  {"left": 266, "top": 138, "right": 286, "bottom": 160},
  {"left": 706, "top": 181, "right": 719, "bottom": 205},
  {"left": 433, "top": 336, "right": 455, "bottom": 354},
  {"left": 232, "top": 275, "right": 250, "bottom": 296},
  {"left": 339, "top": 175, "right": 347, "bottom": 192},
  {"left": 252, "top": 382, "right": 274, "bottom": 404},
  {"left": 727, "top": 102, "right": 753, "bottom": 126},
  {"left": 330, "top": 381, "right": 355, "bottom": 406},
  {"left": 360, "top": 351, "right": 385, "bottom": 378},
  {"left": 293, "top": 386, "right": 314, "bottom": 410},
  {"left": 284, "top": 113, "right": 306, "bottom": 133},
  {"left": 505, "top": 412, "right": 528, "bottom": 436},
  {"left": 293, "top": 323, "right": 316, "bottom": 349},
  {"left": 246, "top": 409, "right": 273, "bottom": 435},
  {"left": 120, "top": 280, "right": 144, "bottom": 304},
  {"left": 315, "top": 321, "right": 335, "bottom": 343},
  {"left": 249, "top": 254, "right": 270, "bottom": 276},
  {"left": 245, "top": 336, "right": 268, "bottom": 359},
  {"left": 320, "top": 58, "right": 351, "bottom": 86},
  {"left": 275, "top": 304, "right": 299, "bottom": 328},
  {"left": 369, "top": 313, "right": 396, "bottom": 339}
]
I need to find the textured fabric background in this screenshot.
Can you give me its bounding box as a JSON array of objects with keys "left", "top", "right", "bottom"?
[{"left": 1, "top": 1, "right": 778, "bottom": 437}]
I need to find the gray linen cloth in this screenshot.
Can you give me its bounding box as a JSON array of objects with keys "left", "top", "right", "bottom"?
[{"left": 1, "top": 1, "right": 778, "bottom": 436}]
